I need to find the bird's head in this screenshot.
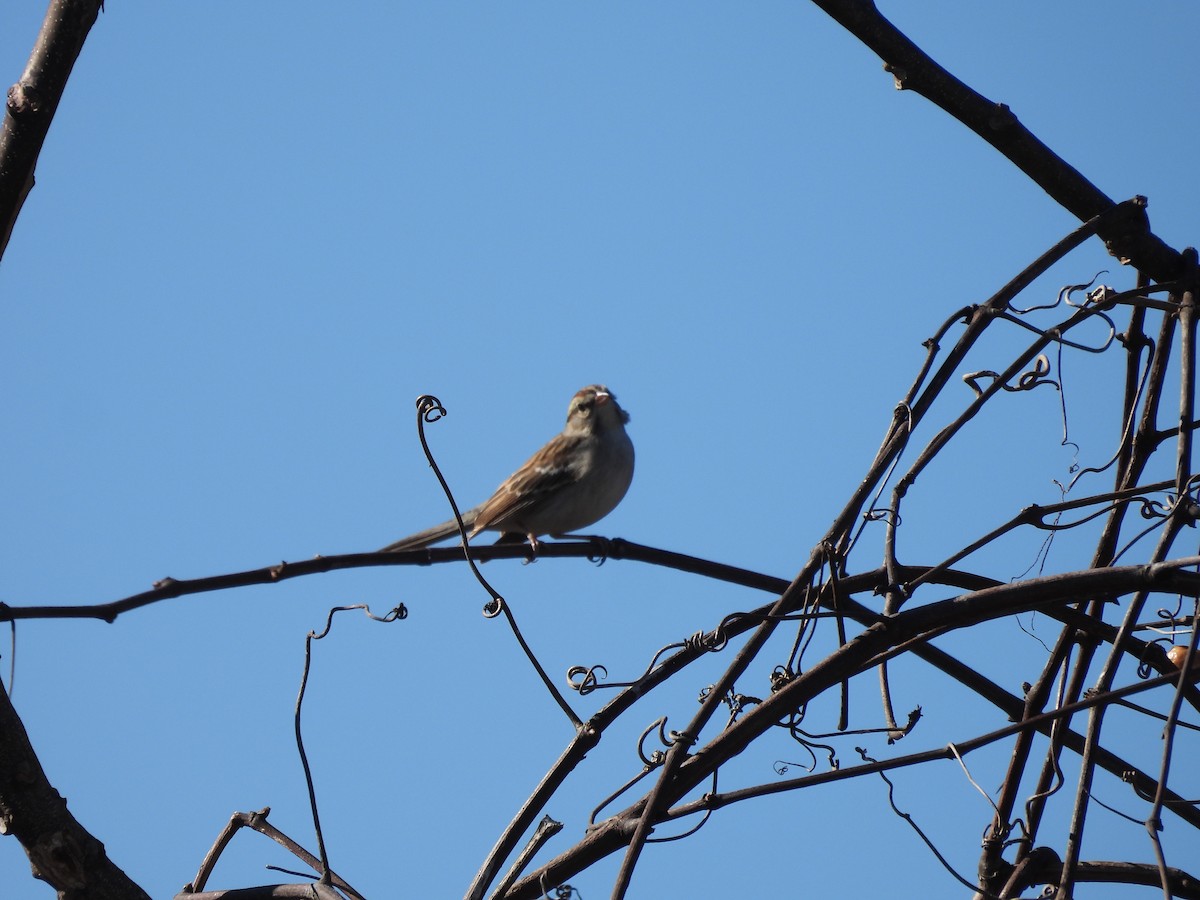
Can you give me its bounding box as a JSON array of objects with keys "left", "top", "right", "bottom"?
[{"left": 567, "top": 384, "right": 630, "bottom": 432}]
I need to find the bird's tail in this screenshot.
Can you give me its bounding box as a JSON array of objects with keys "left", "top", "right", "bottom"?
[{"left": 379, "top": 506, "right": 481, "bottom": 552}]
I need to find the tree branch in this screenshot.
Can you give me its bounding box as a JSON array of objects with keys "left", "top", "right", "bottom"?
[
  {"left": 503, "top": 561, "right": 1200, "bottom": 898},
  {"left": 0, "top": 0, "right": 104, "bottom": 261},
  {"left": 0, "top": 684, "right": 150, "bottom": 899},
  {"left": 809, "top": 0, "right": 1183, "bottom": 280}
]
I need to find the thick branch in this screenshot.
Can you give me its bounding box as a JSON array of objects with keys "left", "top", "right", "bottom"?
[
  {"left": 0, "top": 686, "right": 150, "bottom": 899},
  {"left": 1025, "top": 860, "right": 1200, "bottom": 899},
  {"left": 0, "top": 0, "right": 103, "bottom": 261},
  {"left": 809, "top": 0, "right": 1183, "bottom": 280}
]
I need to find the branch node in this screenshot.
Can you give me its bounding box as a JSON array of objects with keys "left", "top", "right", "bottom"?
[
  {"left": 987, "top": 101, "right": 1017, "bottom": 131},
  {"left": 882, "top": 62, "right": 907, "bottom": 89},
  {"left": 6, "top": 82, "right": 41, "bottom": 118},
  {"left": 1099, "top": 196, "right": 1152, "bottom": 265}
]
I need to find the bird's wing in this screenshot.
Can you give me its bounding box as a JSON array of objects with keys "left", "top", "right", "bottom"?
[{"left": 472, "top": 432, "right": 583, "bottom": 533}]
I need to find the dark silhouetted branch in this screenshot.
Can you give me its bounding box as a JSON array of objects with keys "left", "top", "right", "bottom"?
[
  {"left": 0, "top": 0, "right": 104, "bottom": 260},
  {"left": 809, "top": 0, "right": 1183, "bottom": 280},
  {"left": 0, "top": 683, "right": 150, "bottom": 899}
]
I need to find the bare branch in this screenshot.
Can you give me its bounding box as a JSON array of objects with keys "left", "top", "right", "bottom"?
[
  {"left": 0, "top": 0, "right": 104, "bottom": 261},
  {"left": 0, "top": 684, "right": 150, "bottom": 899},
  {"left": 808, "top": 0, "right": 1183, "bottom": 280}
]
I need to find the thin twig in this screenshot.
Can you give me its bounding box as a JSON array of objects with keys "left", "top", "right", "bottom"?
[{"left": 295, "top": 604, "right": 405, "bottom": 886}]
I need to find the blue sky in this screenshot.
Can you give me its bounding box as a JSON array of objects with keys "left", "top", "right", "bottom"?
[{"left": 1, "top": 3, "right": 1198, "bottom": 898}]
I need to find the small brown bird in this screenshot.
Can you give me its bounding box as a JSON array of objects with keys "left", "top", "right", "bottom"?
[{"left": 381, "top": 385, "right": 635, "bottom": 552}]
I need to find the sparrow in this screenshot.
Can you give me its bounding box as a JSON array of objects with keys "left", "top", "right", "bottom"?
[{"left": 381, "top": 385, "right": 635, "bottom": 552}]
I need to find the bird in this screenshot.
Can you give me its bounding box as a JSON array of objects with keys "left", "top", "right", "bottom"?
[{"left": 381, "top": 384, "right": 634, "bottom": 552}]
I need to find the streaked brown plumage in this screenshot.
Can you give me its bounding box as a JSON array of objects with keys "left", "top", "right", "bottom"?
[{"left": 381, "top": 385, "right": 634, "bottom": 552}]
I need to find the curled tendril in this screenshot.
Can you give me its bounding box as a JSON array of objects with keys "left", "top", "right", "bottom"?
[
  {"left": 570, "top": 607, "right": 825, "bottom": 702},
  {"left": 1136, "top": 637, "right": 1177, "bottom": 679},
  {"left": 584, "top": 538, "right": 611, "bottom": 566},
  {"left": 309, "top": 603, "right": 407, "bottom": 641},
  {"left": 993, "top": 817, "right": 1029, "bottom": 848},
  {"left": 563, "top": 622, "right": 740, "bottom": 699},
  {"left": 682, "top": 627, "right": 727, "bottom": 654},
  {"left": 587, "top": 718, "right": 681, "bottom": 826},
  {"left": 410, "top": 392, "right": 507, "bottom": 616},
  {"left": 1014, "top": 354, "right": 1056, "bottom": 390},
  {"left": 1156, "top": 595, "right": 1186, "bottom": 625},
  {"left": 862, "top": 507, "right": 900, "bottom": 527},
  {"left": 295, "top": 602, "right": 406, "bottom": 881},
  {"left": 1137, "top": 497, "right": 1172, "bottom": 519},
  {"left": 1104, "top": 501, "right": 1180, "bottom": 564},
  {"left": 415, "top": 394, "right": 446, "bottom": 423},
  {"left": 774, "top": 745, "right": 817, "bottom": 775},
  {"left": 1064, "top": 273, "right": 1110, "bottom": 307},
  {"left": 636, "top": 717, "right": 670, "bottom": 767},
  {"left": 1007, "top": 271, "right": 1109, "bottom": 315},
  {"left": 1083, "top": 283, "right": 1116, "bottom": 307},
  {"left": 963, "top": 354, "right": 1059, "bottom": 398},
  {"left": 1136, "top": 491, "right": 1200, "bottom": 525},
  {"left": 700, "top": 689, "right": 761, "bottom": 725},
  {"left": 770, "top": 665, "right": 796, "bottom": 693},
  {"left": 566, "top": 664, "right": 608, "bottom": 695},
  {"left": 783, "top": 722, "right": 839, "bottom": 769},
  {"left": 662, "top": 719, "right": 695, "bottom": 749}
]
